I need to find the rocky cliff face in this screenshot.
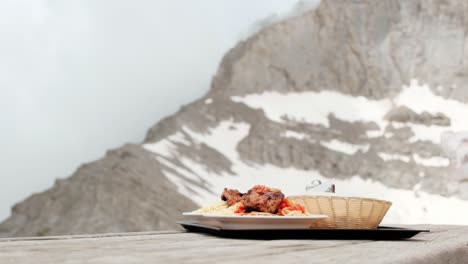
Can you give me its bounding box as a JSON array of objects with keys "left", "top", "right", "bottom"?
[
  {"left": 0, "top": 145, "right": 197, "bottom": 236},
  {"left": 3, "top": 0, "right": 468, "bottom": 237}
]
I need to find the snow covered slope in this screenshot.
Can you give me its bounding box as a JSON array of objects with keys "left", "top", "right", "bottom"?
[{"left": 143, "top": 119, "right": 468, "bottom": 225}]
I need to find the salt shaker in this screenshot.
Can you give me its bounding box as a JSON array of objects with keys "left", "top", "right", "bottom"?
[{"left": 305, "top": 179, "right": 335, "bottom": 193}]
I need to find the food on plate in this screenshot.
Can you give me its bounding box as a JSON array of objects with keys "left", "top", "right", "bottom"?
[
  {"left": 240, "top": 185, "right": 284, "bottom": 214},
  {"left": 221, "top": 188, "right": 244, "bottom": 206},
  {"left": 194, "top": 185, "right": 308, "bottom": 216}
]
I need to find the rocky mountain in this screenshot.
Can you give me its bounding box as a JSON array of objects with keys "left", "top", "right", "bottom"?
[
  {"left": 0, "top": 145, "right": 197, "bottom": 236},
  {"left": 3, "top": 0, "right": 468, "bottom": 237}
]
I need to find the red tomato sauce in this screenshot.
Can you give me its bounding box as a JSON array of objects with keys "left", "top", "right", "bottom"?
[{"left": 277, "top": 198, "right": 305, "bottom": 216}]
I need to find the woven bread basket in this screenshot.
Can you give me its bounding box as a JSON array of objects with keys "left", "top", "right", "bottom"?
[{"left": 288, "top": 195, "right": 392, "bottom": 229}]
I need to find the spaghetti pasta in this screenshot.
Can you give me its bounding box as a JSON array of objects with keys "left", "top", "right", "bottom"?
[{"left": 193, "top": 186, "right": 310, "bottom": 216}]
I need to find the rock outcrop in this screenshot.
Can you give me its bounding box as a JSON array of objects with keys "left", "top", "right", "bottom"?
[{"left": 385, "top": 106, "right": 451, "bottom": 127}]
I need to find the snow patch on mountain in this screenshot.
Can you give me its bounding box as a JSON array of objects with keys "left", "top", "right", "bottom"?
[
  {"left": 408, "top": 125, "right": 447, "bottom": 144},
  {"left": 367, "top": 130, "right": 384, "bottom": 138},
  {"left": 376, "top": 152, "right": 449, "bottom": 167},
  {"left": 413, "top": 154, "right": 450, "bottom": 167},
  {"left": 392, "top": 80, "right": 468, "bottom": 144},
  {"left": 281, "top": 130, "right": 310, "bottom": 140},
  {"left": 320, "top": 139, "right": 369, "bottom": 155},
  {"left": 396, "top": 80, "right": 468, "bottom": 128},
  {"left": 231, "top": 91, "right": 391, "bottom": 128},
  {"left": 144, "top": 131, "right": 189, "bottom": 157},
  {"left": 182, "top": 121, "right": 250, "bottom": 161},
  {"left": 391, "top": 122, "right": 448, "bottom": 144},
  {"left": 378, "top": 152, "right": 411, "bottom": 163}
]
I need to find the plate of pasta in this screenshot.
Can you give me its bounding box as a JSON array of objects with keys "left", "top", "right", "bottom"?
[{"left": 181, "top": 185, "right": 327, "bottom": 230}]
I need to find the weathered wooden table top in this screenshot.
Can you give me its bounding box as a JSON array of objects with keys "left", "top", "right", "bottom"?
[{"left": 0, "top": 225, "right": 467, "bottom": 264}]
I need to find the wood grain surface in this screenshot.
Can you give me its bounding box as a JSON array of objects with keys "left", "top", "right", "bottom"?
[{"left": 0, "top": 225, "right": 467, "bottom": 264}]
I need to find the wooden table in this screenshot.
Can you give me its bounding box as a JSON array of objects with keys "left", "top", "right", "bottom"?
[{"left": 0, "top": 225, "right": 467, "bottom": 264}]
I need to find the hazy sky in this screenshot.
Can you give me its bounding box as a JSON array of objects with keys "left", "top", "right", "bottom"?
[{"left": 0, "top": 1, "right": 319, "bottom": 221}]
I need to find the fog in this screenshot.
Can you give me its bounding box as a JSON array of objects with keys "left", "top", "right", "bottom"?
[{"left": 0, "top": 1, "right": 320, "bottom": 221}]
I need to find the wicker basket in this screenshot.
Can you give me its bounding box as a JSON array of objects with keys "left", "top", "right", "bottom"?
[{"left": 288, "top": 195, "right": 392, "bottom": 229}]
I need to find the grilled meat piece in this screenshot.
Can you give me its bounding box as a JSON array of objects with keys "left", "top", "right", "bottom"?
[
  {"left": 221, "top": 188, "right": 244, "bottom": 206},
  {"left": 242, "top": 185, "right": 285, "bottom": 214}
]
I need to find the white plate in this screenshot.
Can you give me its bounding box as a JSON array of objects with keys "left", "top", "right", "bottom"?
[
  {"left": 181, "top": 212, "right": 219, "bottom": 226},
  {"left": 182, "top": 212, "right": 327, "bottom": 230},
  {"left": 182, "top": 212, "right": 204, "bottom": 221}
]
